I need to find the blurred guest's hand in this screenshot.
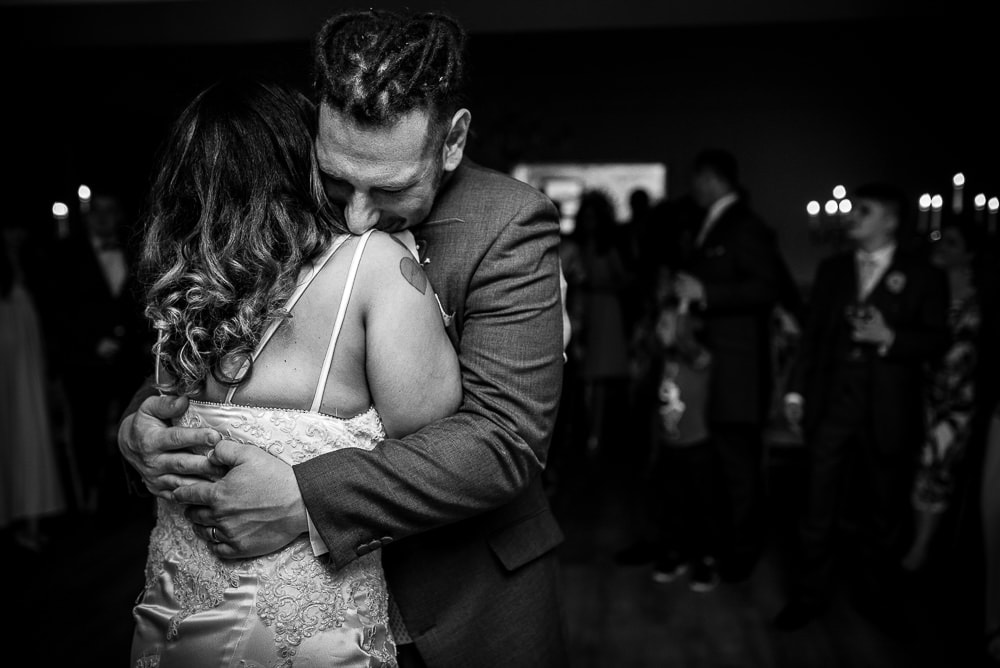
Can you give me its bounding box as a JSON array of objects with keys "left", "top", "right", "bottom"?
[
  {"left": 849, "top": 305, "right": 893, "bottom": 347},
  {"left": 674, "top": 272, "right": 706, "bottom": 306},
  {"left": 784, "top": 393, "right": 804, "bottom": 432}
]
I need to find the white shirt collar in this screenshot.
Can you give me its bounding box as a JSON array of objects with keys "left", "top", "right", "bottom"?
[
  {"left": 855, "top": 242, "right": 895, "bottom": 267},
  {"left": 705, "top": 192, "right": 739, "bottom": 226},
  {"left": 696, "top": 192, "right": 739, "bottom": 247}
]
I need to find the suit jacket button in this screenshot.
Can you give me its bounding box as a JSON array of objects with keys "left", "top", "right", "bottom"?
[
  {"left": 356, "top": 544, "right": 371, "bottom": 556},
  {"left": 379, "top": 536, "right": 393, "bottom": 546}
]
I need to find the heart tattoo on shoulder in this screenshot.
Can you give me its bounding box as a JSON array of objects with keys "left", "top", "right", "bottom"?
[{"left": 400, "top": 256, "right": 427, "bottom": 295}]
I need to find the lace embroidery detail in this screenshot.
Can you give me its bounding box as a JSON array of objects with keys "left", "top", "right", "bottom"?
[
  {"left": 139, "top": 403, "right": 393, "bottom": 665},
  {"left": 255, "top": 548, "right": 394, "bottom": 665}
]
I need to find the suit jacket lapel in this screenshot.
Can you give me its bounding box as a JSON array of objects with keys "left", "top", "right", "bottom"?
[
  {"left": 698, "top": 205, "right": 731, "bottom": 250},
  {"left": 867, "top": 250, "right": 904, "bottom": 305}
]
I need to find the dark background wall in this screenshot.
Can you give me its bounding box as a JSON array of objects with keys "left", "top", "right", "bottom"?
[{"left": 3, "top": 2, "right": 993, "bottom": 283}]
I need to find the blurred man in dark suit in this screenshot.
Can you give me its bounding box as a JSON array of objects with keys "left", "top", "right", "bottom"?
[
  {"left": 775, "top": 182, "right": 949, "bottom": 630},
  {"left": 49, "top": 186, "right": 149, "bottom": 513},
  {"left": 672, "top": 148, "right": 786, "bottom": 584}
]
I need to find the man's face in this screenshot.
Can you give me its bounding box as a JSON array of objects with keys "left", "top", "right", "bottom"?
[
  {"left": 690, "top": 170, "right": 717, "bottom": 209},
  {"left": 845, "top": 197, "right": 896, "bottom": 247},
  {"left": 315, "top": 104, "right": 448, "bottom": 234}
]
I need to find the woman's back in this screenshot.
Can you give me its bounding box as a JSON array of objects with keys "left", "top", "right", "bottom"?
[
  {"left": 197, "top": 230, "right": 460, "bottom": 437},
  {"left": 134, "top": 229, "right": 460, "bottom": 667},
  {"left": 132, "top": 79, "right": 460, "bottom": 667}
]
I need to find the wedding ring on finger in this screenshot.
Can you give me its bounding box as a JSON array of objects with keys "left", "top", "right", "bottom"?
[{"left": 210, "top": 526, "right": 219, "bottom": 543}]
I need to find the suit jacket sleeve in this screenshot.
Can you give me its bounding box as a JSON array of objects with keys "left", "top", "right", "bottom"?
[
  {"left": 785, "top": 257, "right": 835, "bottom": 398},
  {"left": 295, "top": 191, "right": 564, "bottom": 570}
]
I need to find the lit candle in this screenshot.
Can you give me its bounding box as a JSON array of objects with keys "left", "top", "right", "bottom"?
[
  {"left": 930, "top": 194, "right": 943, "bottom": 239},
  {"left": 973, "top": 193, "right": 987, "bottom": 225},
  {"left": 52, "top": 201, "right": 70, "bottom": 239},
  {"left": 822, "top": 198, "right": 838, "bottom": 232},
  {"left": 951, "top": 172, "right": 965, "bottom": 215},
  {"left": 917, "top": 193, "right": 932, "bottom": 235},
  {"left": 807, "top": 200, "right": 821, "bottom": 230},
  {"left": 78, "top": 184, "right": 92, "bottom": 215}
]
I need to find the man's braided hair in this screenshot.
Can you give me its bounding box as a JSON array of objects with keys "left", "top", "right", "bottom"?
[{"left": 312, "top": 9, "right": 467, "bottom": 132}]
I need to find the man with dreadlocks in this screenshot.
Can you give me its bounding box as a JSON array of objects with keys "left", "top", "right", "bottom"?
[{"left": 119, "top": 8, "right": 570, "bottom": 667}]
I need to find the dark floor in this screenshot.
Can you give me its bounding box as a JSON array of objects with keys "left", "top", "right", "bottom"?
[{"left": 7, "top": 437, "right": 994, "bottom": 667}]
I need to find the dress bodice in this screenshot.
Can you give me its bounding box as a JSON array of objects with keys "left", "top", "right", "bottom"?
[
  {"left": 177, "top": 400, "right": 384, "bottom": 466},
  {"left": 133, "top": 231, "right": 397, "bottom": 667}
]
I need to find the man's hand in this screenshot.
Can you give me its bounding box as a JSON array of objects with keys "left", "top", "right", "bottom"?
[
  {"left": 673, "top": 272, "right": 706, "bottom": 307},
  {"left": 849, "top": 305, "right": 893, "bottom": 347},
  {"left": 784, "top": 394, "right": 804, "bottom": 432},
  {"left": 118, "top": 394, "right": 225, "bottom": 499},
  {"left": 173, "top": 440, "right": 309, "bottom": 559}
]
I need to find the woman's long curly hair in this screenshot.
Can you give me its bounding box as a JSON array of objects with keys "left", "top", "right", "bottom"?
[{"left": 139, "top": 79, "right": 345, "bottom": 396}]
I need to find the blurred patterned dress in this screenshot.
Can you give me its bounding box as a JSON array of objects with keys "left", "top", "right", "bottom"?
[{"left": 912, "top": 294, "right": 981, "bottom": 511}]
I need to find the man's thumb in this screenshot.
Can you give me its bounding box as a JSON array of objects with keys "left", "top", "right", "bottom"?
[
  {"left": 208, "top": 440, "right": 243, "bottom": 467},
  {"left": 144, "top": 393, "right": 189, "bottom": 419}
]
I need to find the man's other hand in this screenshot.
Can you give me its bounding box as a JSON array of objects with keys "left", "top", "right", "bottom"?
[
  {"left": 173, "top": 441, "right": 309, "bottom": 559},
  {"left": 118, "top": 394, "right": 225, "bottom": 499},
  {"left": 783, "top": 393, "right": 804, "bottom": 432}
]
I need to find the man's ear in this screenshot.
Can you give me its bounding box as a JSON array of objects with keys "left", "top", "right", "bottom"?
[{"left": 441, "top": 108, "right": 471, "bottom": 173}]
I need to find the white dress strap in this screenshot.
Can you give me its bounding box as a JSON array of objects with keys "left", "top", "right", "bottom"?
[
  {"left": 225, "top": 235, "right": 350, "bottom": 404},
  {"left": 310, "top": 229, "right": 374, "bottom": 413}
]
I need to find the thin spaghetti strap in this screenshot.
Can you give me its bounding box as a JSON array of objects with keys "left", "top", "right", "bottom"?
[
  {"left": 225, "top": 235, "right": 350, "bottom": 404},
  {"left": 310, "top": 229, "right": 374, "bottom": 413}
]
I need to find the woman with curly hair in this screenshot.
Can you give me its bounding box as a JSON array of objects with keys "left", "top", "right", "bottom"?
[{"left": 130, "top": 79, "right": 460, "bottom": 667}]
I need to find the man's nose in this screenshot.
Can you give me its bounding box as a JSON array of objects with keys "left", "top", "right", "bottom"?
[{"left": 345, "top": 192, "right": 378, "bottom": 234}]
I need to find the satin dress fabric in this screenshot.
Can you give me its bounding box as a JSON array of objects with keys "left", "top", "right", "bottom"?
[
  {"left": 130, "top": 401, "right": 396, "bottom": 668},
  {"left": 132, "top": 232, "right": 395, "bottom": 667}
]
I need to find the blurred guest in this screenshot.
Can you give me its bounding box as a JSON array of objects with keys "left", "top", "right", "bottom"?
[
  {"left": 48, "top": 186, "right": 150, "bottom": 514},
  {"left": 673, "top": 148, "right": 784, "bottom": 583},
  {"left": 974, "top": 242, "right": 1000, "bottom": 664},
  {"left": 620, "top": 187, "right": 653, "bottom": 329},
  {"left": 634, "top": 193, "right": 701, "bottom": 294},
  {"left": 903, "top": 215, "right": 985, "bottom": 572},
  {"left": 644, "top": 269, "right": 723, "bottom": 592},
  {"left": 563, "top": 190, "right": 633, "bottom": 455},
  {"left": 625, "top": 192, "right": 703, "bottom": 468},
  {"left": 622, "top": 187, "right": 652, "bottom": 261},
  {"left": 776, "top": 182, "right": 949, "bottom": 630},
  {"left": 984, "top": 404, "right": 1000, "bottom": 663},
  {"left": 1, "top": 225, "right": 66, "bottom": 550}
]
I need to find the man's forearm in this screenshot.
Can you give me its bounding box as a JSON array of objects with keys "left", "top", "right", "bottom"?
[{"left": 119, "top": 374, "right": 158, "bottom": 496}]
